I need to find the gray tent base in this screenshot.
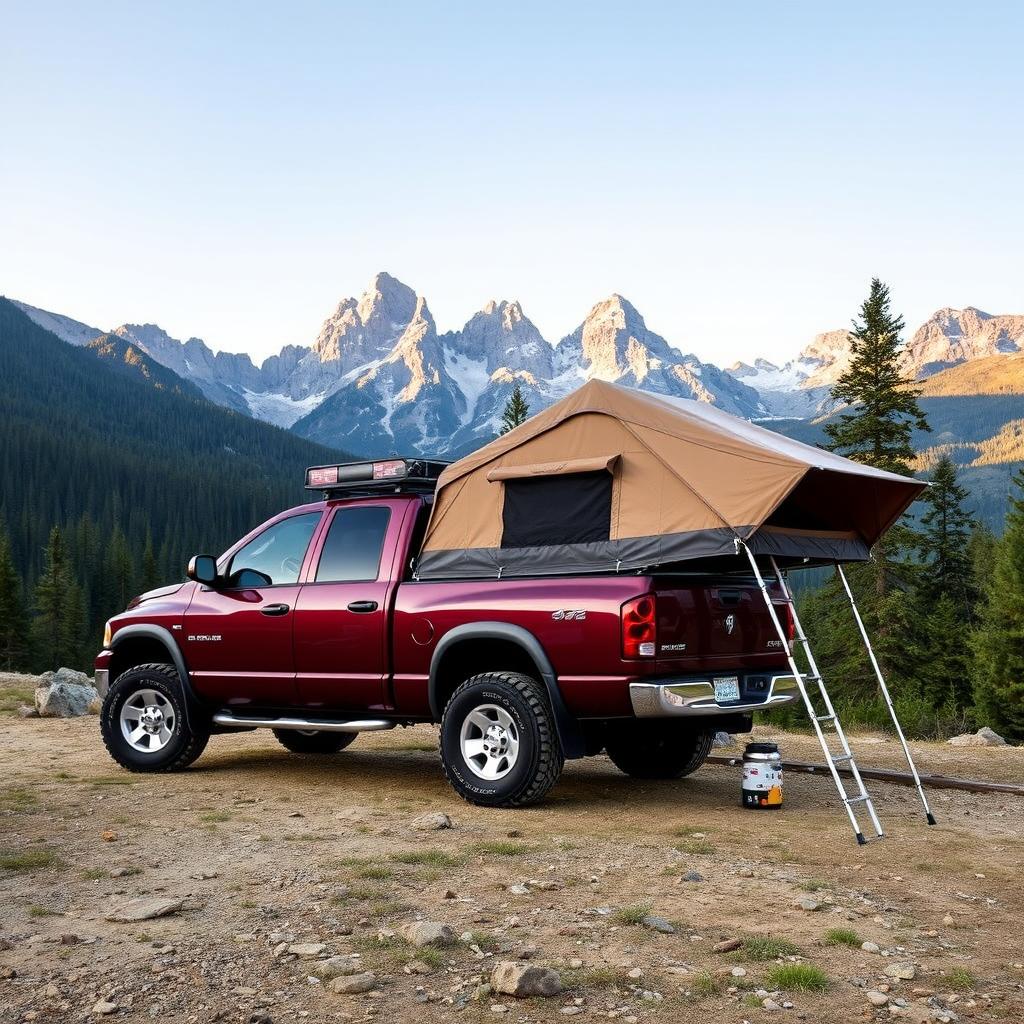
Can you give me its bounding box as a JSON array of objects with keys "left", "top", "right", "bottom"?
[
  {"left": 737, "top": 540, "right": 936, "bottom": 845},
  {"left": 414, "top": 526, "right": 870, "bottom": 581}
]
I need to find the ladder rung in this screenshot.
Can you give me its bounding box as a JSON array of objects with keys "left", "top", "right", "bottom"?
[
  {"left": 831, "top": 753, "right": 854, "bottom": 764},
  {"left": 815, "top": 713, "right": 836, "bottom": 722},
  {"left": 844, "top": 795, "right": 871, "bottom": 805}
]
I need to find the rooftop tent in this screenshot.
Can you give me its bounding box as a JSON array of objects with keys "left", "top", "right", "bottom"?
[{"left": 415, "top": 379, "right": 926, "bottom": 580}]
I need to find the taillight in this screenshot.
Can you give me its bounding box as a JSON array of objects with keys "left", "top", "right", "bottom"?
[
  {"left": 622, "top": 595, "right": 656, "bottom": 658},
  {"left": 781, "top": 603, "right": 795, "bottom": 644}
]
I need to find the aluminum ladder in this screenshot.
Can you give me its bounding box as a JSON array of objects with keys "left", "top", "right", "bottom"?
[{"left": 740, "top": 543, "right": 884, "bottom": 844}]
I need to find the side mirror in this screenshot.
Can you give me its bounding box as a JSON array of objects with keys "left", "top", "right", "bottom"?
[{"left": 187, "top": 554, "right": 219, "bottom": 586}]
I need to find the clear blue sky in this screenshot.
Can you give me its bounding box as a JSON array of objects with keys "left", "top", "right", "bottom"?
[{"left": 2, "top": 1, "right": 1021, "bottom": 366}]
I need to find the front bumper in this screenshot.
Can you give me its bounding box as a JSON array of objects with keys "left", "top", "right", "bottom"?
[{"left": 629, "top": 673, "right": 800, "bottom": 718}]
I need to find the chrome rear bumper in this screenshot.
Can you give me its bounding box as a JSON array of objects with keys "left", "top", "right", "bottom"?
[{"left": 629, "top": 674, "right": 800, "bottom": 718}]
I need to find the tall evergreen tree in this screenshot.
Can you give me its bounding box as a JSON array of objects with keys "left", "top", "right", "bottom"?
[
  {"left": 917, "top": 455, "right": 976, "bottom": 611},
  {"left": 825, "top": 278, "right": 929, "bottom": 475},
  {"left": 0, "top": 524, "right": 29, "bottom": 670},
  {"left": 500, "top": 381, "right": 530, "bottom": 435},
  {"left": 971, "top": 470, "right": 1024, "bottom": 741},
  {"left": 33, "top": 526, "right": 85, "bottom": 670}
]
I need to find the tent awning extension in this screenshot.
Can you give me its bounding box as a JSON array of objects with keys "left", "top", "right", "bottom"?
[{"left": 416, "top": 379, "right": 926, "bottom": 579}]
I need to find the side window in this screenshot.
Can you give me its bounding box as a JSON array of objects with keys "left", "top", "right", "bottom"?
[
  {"left": 315, "top": 507, "right": 391, "bottom": 582},
  {"left": 228, "top": 512, "right": 321, "bottom": 586}
]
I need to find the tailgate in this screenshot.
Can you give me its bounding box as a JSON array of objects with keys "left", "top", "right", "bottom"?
[{"left": 652, "top": 575, "right": 789, "bottom": 664}]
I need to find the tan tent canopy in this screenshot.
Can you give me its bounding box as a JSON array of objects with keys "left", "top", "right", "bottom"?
[{"left": 415, "top": 380, "right": 926, "bottom": 580}]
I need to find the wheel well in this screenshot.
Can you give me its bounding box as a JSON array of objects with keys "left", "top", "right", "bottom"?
[
  {"left": 432, "top": 638, "right": 540, "bottom": 717},
  {"left": 108, "top": 637, "right": 177, "bottom": 682}
]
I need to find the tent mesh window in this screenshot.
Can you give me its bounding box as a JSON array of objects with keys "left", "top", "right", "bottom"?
[{"left": 500, "top": 471, "right": 612, "bottom": 548}]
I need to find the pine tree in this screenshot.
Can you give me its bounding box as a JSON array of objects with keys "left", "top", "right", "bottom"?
[
  {"left": 825, "top": 278, "right": 930, "bottom": 475},
  {"left": 500, "top": 381, "right": 530, "bottom": 435},
  {"left": 33, "top": 526, "right": 85, "bottom": 669},
  {"left": 917, "top": 455, "right": 976, "bottom": 612},
  {"left": 141, "top": 530, "right": 159, "bottom": 591},
  {"left": 971, "top": 470, "right": 1024, "bottom": 741},
  {"left": 0, "top": 524, "right": 29, "bottom": 670}
]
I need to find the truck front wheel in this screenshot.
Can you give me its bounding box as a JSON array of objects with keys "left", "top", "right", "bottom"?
[
  {"left": 605, "top": 722, "right": 714, "bottom": 779},
  {"left": 440, "top": 672, "right": 564, "bottom": 808},
  {"left": 100, "top": 663, "right": 209, "bottom": 772}
]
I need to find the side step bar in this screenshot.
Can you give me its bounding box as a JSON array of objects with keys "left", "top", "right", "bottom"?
[{"left": 212, "top": 712, "right": 396, "bottom": 733}]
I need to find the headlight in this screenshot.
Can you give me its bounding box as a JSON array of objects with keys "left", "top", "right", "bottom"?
[{"left": 103, "top": 621, "right": 112, "bottom": 648}]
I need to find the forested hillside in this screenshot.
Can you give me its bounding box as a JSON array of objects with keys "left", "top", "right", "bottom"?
[{"left": 0, "top": 298, "right": 346, "bottom": 670}]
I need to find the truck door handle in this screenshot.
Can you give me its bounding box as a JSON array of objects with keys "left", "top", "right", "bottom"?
[
  {"left": 260, "top": 603, "right": 291, "bottom": 616},
  {"left": 347, "top": 600, "right": 378, "bottom": 614}
]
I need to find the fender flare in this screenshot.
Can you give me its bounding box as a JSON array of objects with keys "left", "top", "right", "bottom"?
[
  {"left": 109, "top": 624, "right": 202, "bottom": 727},
  {"left": 428, "top": 622, "right": 585, "bottom": 759}
]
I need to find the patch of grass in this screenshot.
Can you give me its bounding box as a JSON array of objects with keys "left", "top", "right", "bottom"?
[
  {"left": 470, "top": 839, "right": 533, "bottom": 857},
  {"left": 390, "top": 849, "right": 464, "bottom": 867},
  {"left": 690, "top": 970, "right": 722, "bottom": 997},
  {"left": 743, "top": 992, "right": 763, "bottom": 1008},
  {"left": 355, "top": 864, "right": 394, "bottom": 880},
  {"left": 613, "top": 903, "right": 653, "bottom": 926},
  {"left": 86, "top": 775, "right": 138, "bottom": 786},
  {"left": 80, "top": 867, "right": 108, "bottom": 881},
  {"left": 368, "top": 899, "right": 411, "bottom": 917},
  {"left": 0, "top": 787, "right": 38, "bottom": 812},
  {"left": 824, "top": 927, "right": 861, "bottom": 948},
  {"left": 199, "top": 810, "right": 232, "bottom": 823},
  {"left": 0, "top": 848, "right": 62, "bottom": 873},
  {"left": 799, "top": 879, "right": 831, "bottom": 892},
  {"left": 413, "top": 945, "right": 446, "bottom": 968},
  {"left": 29, "top": 905, "right": 58, "bottom": 917},
  {"left": 764, "top": 963, "right": 830, "bottom": 993},
  {"left": 0, "top": 683, "right": 35, "bottom": 716},
  {"left": 948, "top": 967, "right": 976, "bottom": 991},
  {"left": 674, "top": 838, "right": 716, "bottom": 855},
  {"left": 464, "top": 930, "right": 500, "bottom": 951},
  {"left": 332, "top": 884, "right": 387, "bottom": 905},
  {"left": 734, "top": 936, "right": 802, "bottom": 961}
]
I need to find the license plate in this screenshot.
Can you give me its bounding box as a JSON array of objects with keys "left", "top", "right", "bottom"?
[{"left": 714, "top": 676, "right": 741, "bottom": 703}]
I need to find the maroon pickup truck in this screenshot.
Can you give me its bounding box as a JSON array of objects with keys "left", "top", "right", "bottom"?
[{"left": 95, "top": 460, "right": 798, "bottom": 807}]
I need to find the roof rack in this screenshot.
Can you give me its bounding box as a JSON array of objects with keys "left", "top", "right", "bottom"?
[{"left": 305, "top": 457, "right": 449, "bottom": 497}]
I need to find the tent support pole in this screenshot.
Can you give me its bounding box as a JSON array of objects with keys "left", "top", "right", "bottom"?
[{"left": 834, "top": 563, "right": 936, "bottom": 826}]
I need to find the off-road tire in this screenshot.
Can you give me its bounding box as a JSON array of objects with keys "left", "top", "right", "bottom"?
[
  {"left": 100, "top": 662, "right": 210, "bottom": 772},
  {"left": 273, "top": 729, "right": 357, "bottom": 754},
  {"left": 605, "top": 722, "right": 715, "bottom": 779},
  {"left": 440, "top": 672, "right": 564, "bottom": 808}
]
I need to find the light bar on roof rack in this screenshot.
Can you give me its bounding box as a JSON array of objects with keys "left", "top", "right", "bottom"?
[{"left": 305, "top": 458, "right": 449, "bottom": 494}]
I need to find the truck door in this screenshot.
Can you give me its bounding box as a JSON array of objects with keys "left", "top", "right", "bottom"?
[
  {"left": 293, "top": 504, "right": 395, "bottom": 711},
  {"left": 184, "top": 511, "right": 322, "bottom": 706}
]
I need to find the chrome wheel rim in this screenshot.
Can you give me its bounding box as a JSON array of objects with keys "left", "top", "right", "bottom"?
[
  {"left": 120, "top": 688, "right": 176, "bottom": 753},
  {"left": 460, "top": 703, "right": 520, "bottom": 780}
]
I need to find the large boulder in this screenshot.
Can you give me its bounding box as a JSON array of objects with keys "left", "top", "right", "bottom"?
[
  {"left": 491, "top": 961, "right": 563, "bottom": 998},
  {"left": 34, "top": 668, "right": 100, "bottom": 717},
  {"left": 948, "top": 727, "right": 1007, "bottom": 747}
]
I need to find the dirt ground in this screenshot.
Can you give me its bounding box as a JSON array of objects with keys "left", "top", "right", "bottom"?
[{"left": 2, "top": 676, "right": 1023, "bottom": 1024}]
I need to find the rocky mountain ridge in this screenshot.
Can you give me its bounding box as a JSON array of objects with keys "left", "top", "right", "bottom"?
[{"left": 12, "top": 282, "right": 1024, "bottom": 457}]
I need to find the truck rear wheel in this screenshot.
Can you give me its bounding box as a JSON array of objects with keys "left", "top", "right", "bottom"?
[
  {"left": 440, "top": 672, "right": 564, "bottom": 808},
  {"left": 273, "top": 729, "right": 356, "bottom": 754},
  {"left": 100, "top": 663, "right": 209, "bottom": 772},
  {"left": 605, "top": 723, "right": 714, "bottom": 779}
]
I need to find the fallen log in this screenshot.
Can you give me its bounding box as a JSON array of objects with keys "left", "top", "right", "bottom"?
[{"left": 706, "top": 755, "right": 1024, "bottom": 797}]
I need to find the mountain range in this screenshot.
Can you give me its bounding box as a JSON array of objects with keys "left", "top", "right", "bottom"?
[{"left": 11, "top": 273, "right": 1024, "bottom": 526}]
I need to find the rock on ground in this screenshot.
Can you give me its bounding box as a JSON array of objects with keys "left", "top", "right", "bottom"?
[
  {"left": 34, "top": 668, "right": 99, "bottom": 717},
  {"left": 104, "top": 897, "right": 184, "bottom": 923},
  {"left": 491, "top": 962, "right": 563, "bottom": 998},
  {"left": 410, "top": 811, "right": 453, "bottom": 830},
  {"left": 400, "top": 920, "right": 456, "bottom": 947},
  {"left": 948, "top": 727, "right": 1007, "bottom": 747},
  {"left": 328, "top": 971, "right": 375, "bottom": 994}
]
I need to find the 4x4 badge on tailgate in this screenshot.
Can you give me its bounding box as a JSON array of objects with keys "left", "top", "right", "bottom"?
[{"left": 724, "top": 614, "right": 736, "bottom": 635}]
